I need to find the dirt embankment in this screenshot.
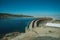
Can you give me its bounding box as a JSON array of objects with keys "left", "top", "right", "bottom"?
[{"left": 2, "top": 26, "right": 60, "bottom": 40}]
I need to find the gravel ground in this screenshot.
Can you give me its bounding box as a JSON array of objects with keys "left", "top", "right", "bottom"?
[{"left": 30, "top": 36, "right": 60, "bottom": 40}]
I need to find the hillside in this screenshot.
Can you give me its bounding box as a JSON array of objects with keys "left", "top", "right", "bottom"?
[{"left": 0, "top": 13, "right": 33, "bottom": 18}]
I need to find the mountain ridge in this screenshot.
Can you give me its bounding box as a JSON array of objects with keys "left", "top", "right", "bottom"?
[{"left": 0, "top": 13, "right": 33, "bottom": 18}]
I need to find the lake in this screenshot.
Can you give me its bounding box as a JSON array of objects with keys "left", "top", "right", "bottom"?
[{"left": 0, "top": 18, "right": 34, "bottom": 35}]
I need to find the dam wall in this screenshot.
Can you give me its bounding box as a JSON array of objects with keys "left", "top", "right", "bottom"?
[{"left": 25, "top": 17, "right": 53, "bottom": 32}]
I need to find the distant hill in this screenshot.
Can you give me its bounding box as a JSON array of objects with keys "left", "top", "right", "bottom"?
[{"left": 0, "top": 13, "right": 33, "bottom": 18}]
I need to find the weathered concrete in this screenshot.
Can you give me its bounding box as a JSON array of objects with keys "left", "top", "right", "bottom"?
[{"left": 27, "top": 18, "right": 53, "bottom": 31}]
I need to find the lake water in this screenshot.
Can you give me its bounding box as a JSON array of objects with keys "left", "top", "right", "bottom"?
[{"left": 0, "top": 18, "right": 34, "bottom": 34}]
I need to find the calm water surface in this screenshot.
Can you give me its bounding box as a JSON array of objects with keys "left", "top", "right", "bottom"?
[{"left": 0, "top": 18, "right": 34, "bottom": 34}]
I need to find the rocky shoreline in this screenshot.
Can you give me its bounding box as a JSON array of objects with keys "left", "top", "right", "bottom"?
[
  {"left": 0, "top": 18, "right": 60, "bottom": 40},
  {"left": 0, "top": 32, "right": 21, "bottom": 40},
  {"left": 1, "top": 27, "right": 60, "bottom": 40}
]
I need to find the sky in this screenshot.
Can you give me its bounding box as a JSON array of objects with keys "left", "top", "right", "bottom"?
[{"left": 0, "top": 0, "right": 60, "bottom": 17}]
